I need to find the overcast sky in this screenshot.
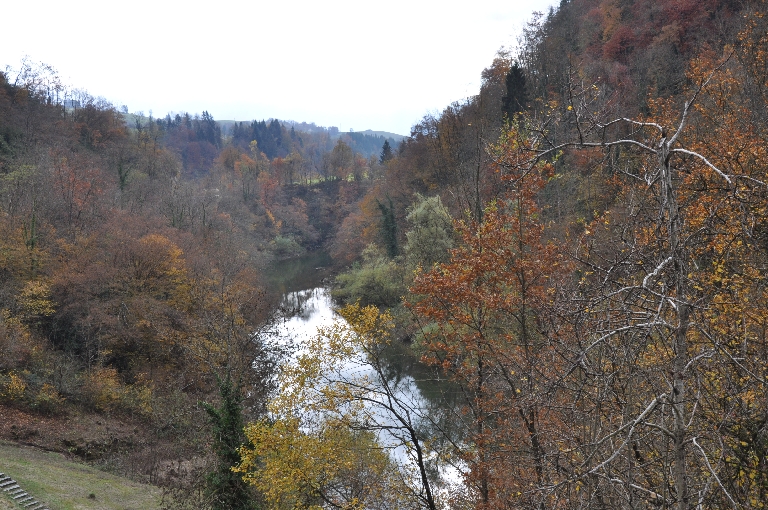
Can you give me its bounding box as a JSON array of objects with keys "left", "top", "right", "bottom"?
[{"left": 3, "top": 0, "right": 556, "bottom": 136}]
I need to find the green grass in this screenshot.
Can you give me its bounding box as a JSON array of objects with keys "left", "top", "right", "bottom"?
[
  {"left": 0, "top": 493, "right": 14, "bottom": 510},
  {"left": 0, "top": 441, "right": 163, "bottom": 510}
]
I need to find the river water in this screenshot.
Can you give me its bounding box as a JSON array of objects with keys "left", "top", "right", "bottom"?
[{"left": 266, "top": 253, "right": 462, "bottom": 488}]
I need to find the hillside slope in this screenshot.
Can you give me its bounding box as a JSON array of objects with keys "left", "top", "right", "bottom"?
[{"left": 0, "top": 441, "right": 163, "bottom": 510}]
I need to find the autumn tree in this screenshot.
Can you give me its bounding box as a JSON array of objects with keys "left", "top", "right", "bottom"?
[
  {"left": 325, "top": 139, "right": 354, "bottom": 181},
  {"left": 238, "top": 304, "right": 440, "bottom": 510},
  {"left": 490, "top": 45, "right": 768, "bottom": 508},
  {"left": 409, "top": 122, "right": 571, "bottom": 509}
]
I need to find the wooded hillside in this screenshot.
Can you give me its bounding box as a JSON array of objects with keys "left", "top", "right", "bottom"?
[
  {"left": 256, "top": 1, "right": 768, "bottom": 508},
  {"left": 4, "top": 0, "right": 768, "bottom": 508}
]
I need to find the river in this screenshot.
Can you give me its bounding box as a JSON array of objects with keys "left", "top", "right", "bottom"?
[{"left": 265, "top": 252, "right": 462, "bottom": 489}]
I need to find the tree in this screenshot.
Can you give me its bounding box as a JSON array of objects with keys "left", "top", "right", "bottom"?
[
  {"left": 201, "top": 374, "right": 256, "bottom": 510},
  {"left": 497, "top": 50, "right": 768, "bottom": 509},
  {"left": 332, "top": 244, "right": 404, "bottom": 307},
  {"left": 404, "top": 194, "right": 453, "bottom": 271},
  {"left": 377, "top": 195, "right": 398, "bottom": 258},
  {"left": 198, "top": 111, "right": 222, "bottom": 148},
  {"left": 238, "top": 417, "right": 401, "bottom": 510},
  {"left": 410, "top": 124, "right": 570, "bottom": 508},
  {"left": 380, "top": 139, "right": 393, "bottom": 164},
  {"left": 239, "top": 303, "right": 440, "bottom": 510},
  {"left": 326, "top": 140, "right": 354, "bottom": 181},
  {"left": 501, "top": 62, "right": 528, "bottom": 119}
]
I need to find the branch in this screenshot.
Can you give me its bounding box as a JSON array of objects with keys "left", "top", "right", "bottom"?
[
  {"left": 582, "top": 321, "right": 673, "bottom": 356},
  {"left": 731, "top": 174, "right": 767, "bottom": 187},
  {"left": 682, "top": 349, "right": 715, "bottom": 375},
  {"left": 601, "top": 475, "right": 671, "bottom": 506},
  {"left": 672, "top": 148, "right": 732, "bottom": 185},
  {"left": 670, "top": 51, "right": 733, "bottom": 147},
  {"left": 581, "top": 140, "right": 657, "bottom": 153},
  {"left": 597, "top": 117, "right": 664, "bottom": 135},
  {"left": 642, "top": 421, "right": 675, "bottom": 439},
  {"left": 695, "top": 326, "right": 766, "bottom": 383},
  {"left": 586, "top": 393, "right": 666, "bottom": 475},
  {"left": 511, "top": 138, "right": 657, "bottom": 172},
  {"left": 692, "top": 437, "right": 739, "bottom": 509},
  {"left": 643, "top": 256, "right": 673, "bottom": 289}
]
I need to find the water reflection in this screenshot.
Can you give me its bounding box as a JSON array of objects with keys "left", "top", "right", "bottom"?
[
  {"left": 264, "top": 251, "right": 334, "bottom": 296},
  {"left": 276, "top": 287, "right": 336, "bottom": 346},
  {"left": 280, "top": 288, "right": 325, "bottom": 321},
  {"left": 274, "top": 286, "right": 463, "bottom": 487}
]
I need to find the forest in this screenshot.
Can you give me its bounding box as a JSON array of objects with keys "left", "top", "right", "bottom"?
[{"left": 3, "top": 0, "right": 768, "bottom": 508}]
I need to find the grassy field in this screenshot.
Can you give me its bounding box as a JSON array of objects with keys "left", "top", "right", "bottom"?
[
  {"left": 0, "top": 441, "right": 163, "bottom": 510},
  {"left": 0, "top": 493, "right": 14, "bottom": 510}
]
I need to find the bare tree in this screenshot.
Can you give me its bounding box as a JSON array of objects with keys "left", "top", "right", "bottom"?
[{"left": 498, "top": 56, "right": 768, "bottom": 509}]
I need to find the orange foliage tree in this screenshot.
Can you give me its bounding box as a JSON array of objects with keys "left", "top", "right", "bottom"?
[
  {"left": 516, "top": 44, "right": 768, "bottom": 508},
  {"left": 410, "top": 123, "right": 572, "bottom": 509}
]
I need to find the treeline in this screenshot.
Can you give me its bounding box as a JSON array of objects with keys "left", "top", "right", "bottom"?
[
  {"left": 244, "top": 1, "right": 768, "bottom": 509},
  {"left": 0, "top": 63, "right": 281, "bottom": 455},
  {"left": 229, "top": 119, "right": 398, "bottom": 161},
  {"left": 327, "top": 0, "right": 745, "bottom": 275}
]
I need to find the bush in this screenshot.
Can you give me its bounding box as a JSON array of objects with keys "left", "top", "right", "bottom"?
[
  {"left": 32, "top": 383, "right": 66, "bottom": 414},
  {"left": 270, "top": 236, "right": 305, "bottom": 259},
  {"left": 332, "top": 244, "right": 405, "bottom": 308},
  {"left": 81, "top": 367, "right": 122, "bottom": 411},
  {"left": 80, "top": 367, "right": 153, "bottom": 417},
  {"left": 0, "top": 310, "right": 37, "bottom": 371},
  {"left": 0, "top": 371, "right": 27, "bottom": 402}
]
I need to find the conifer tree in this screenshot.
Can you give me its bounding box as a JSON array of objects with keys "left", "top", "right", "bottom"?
[
  {"left": 501, "top": 62, "right": 528, "bottom": 119},
  {"left": 202, "top": 375, "right": 256, "bottom": 510},
  {"left": 380, "top": 139, "right": 393, "bottom": 164},
  {"left": 377, "top": 196, "right": 398, "bottom": 258}
]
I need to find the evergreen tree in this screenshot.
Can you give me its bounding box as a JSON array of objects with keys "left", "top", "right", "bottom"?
[
  {"left": 201, "top": 375, "right": 256, "bottom": 510},
  {"left": 501, "top": 62, "right": 528, "bottom": 119},
  {"left": 199, "top": 111, "right": 222, "bottom": 147},
  {"left": 269, "top": 119, "right": 283, "bottom": 150},
  {"left": 377, "top": 196, "right": 398, "bottom": 258},
  {"left": 380, "top": 139, "right": 393, "bottom": 164}
]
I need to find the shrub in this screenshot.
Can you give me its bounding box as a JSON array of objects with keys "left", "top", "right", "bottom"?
[
  {"left": 81, "top": 367, "right": 122, "bottom": 412},
  {"left": 0, "top": 371, "right": 27, "bottom": 402},
  {"left": 80, "top": 367, "right": 154, "bottom": 417},
  {"left": 332, "top": 244, "right": 405, "bottom": 308},
  {"left": 270, "top": 236, "right": 305, "bottom": 258},
  {"left": 32, "top": 383, "right": 66, "bottom": 414}
]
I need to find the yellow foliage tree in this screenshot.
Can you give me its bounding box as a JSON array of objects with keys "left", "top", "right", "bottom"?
[
  {"left": 238, "top": 303, "right": 441, "bottom": 510},
  {"left": 238, "top": 417, "right": 399, "bottom": 510}
]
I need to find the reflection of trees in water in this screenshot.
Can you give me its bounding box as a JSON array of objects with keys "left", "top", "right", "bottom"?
[
  {"left": 377, "top": 341, "right": 467, "bottom": 468},
  {"left": 279, "top": 288, "right": 324, "bottom": 321},
  {"left": 274, "top": 291, "right": 465, "bottom": 489},
  {"left": 264, "top": 251, "right": 334, "bottom": 296}
]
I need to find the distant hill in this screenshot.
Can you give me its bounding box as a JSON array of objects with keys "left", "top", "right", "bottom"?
[
  {"left": 120, "top": 113, "right": 405, "bottom": 160},
  {"left": 353, "top": 129, "right": 406, "bottom": 142},
  {"left": 218, "top": 119, "right": 406, "bottom": 141}
]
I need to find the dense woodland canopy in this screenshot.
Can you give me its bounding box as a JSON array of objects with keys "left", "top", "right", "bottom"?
[{"left": 4, "top": 0, "right": 768, "bottom": 508}]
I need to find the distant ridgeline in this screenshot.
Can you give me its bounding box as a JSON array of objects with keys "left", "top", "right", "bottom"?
[
  {"left": 224, "top": 118, "right": 402, "bottom": 160},
  {"left": 341, "top": 130, "right": 403, "bottom": 160}
]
